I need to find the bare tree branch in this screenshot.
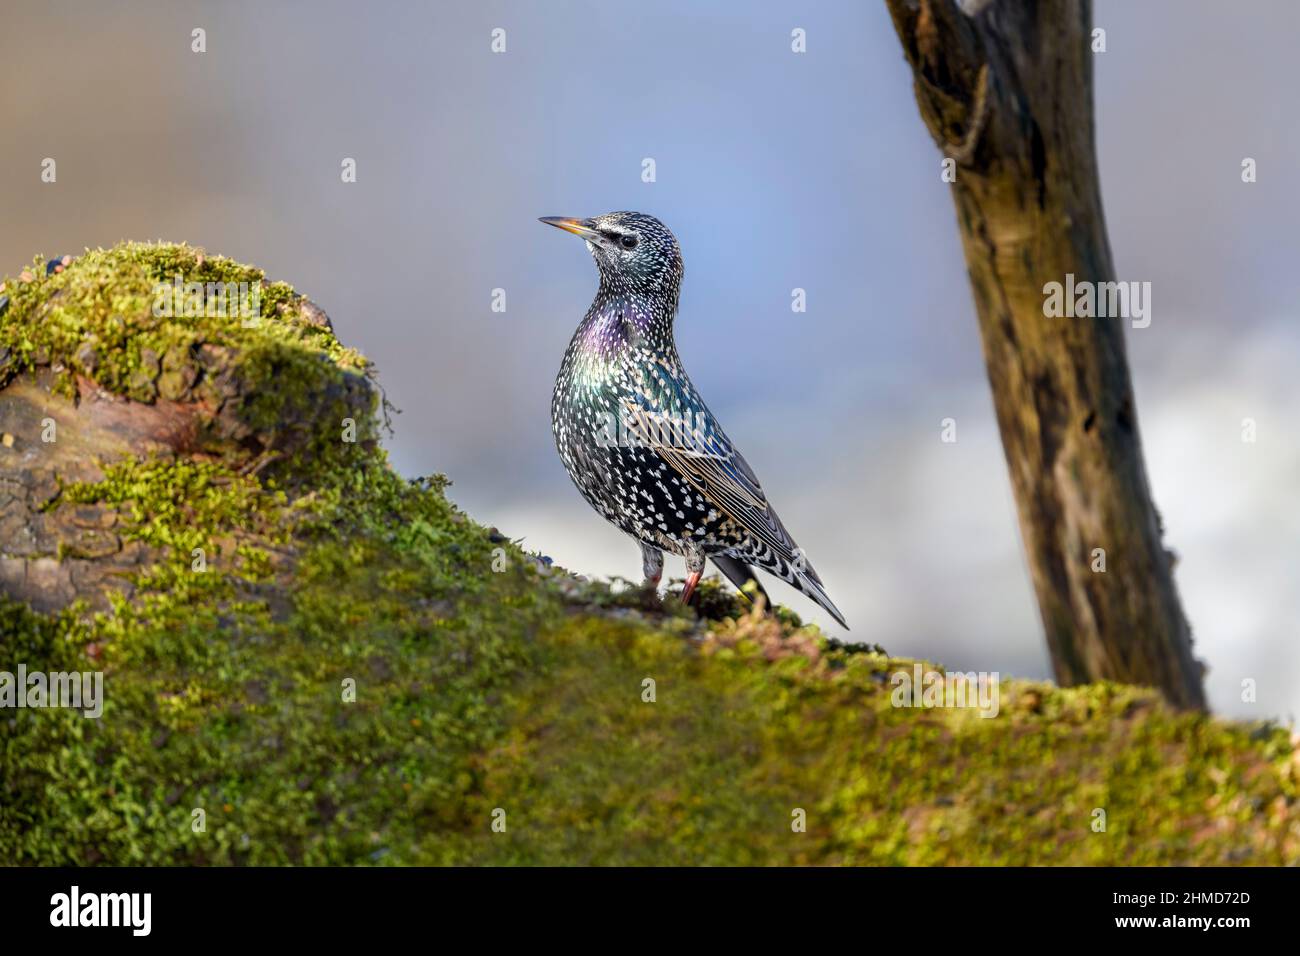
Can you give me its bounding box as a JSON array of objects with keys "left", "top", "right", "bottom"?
[{"left": 885, "top": 0, "right": 1207, "bottom": 708}]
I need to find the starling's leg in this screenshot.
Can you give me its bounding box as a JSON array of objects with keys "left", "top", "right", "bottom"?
[
  {"left": 680, "top": 547, "right": 706, "bottom": 604},
  {"left": 640, "top": 542, "right": 663, "bottom": 589}
]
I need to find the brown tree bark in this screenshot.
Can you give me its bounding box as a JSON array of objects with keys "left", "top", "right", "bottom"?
[{"left": 884, "top": 0, "right": 1206, "bottom": 708}]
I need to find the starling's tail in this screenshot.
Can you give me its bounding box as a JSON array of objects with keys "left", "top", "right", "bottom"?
[
  {"left": 711, "top": 554, "right": 771, "bottom": 610},
  {"left": 715, "top": 554, "right": 849, "bottom": 631},
  {"left": 792, "top": 569, "right": 849, "bottom": 631}
]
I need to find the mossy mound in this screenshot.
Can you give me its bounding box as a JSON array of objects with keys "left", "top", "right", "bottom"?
[
  {"left": 0, "top": 244, "right": 377, "bottom": 474},
  {"left": 1, "top": 244, "right": 1298, "bottom": 865}
]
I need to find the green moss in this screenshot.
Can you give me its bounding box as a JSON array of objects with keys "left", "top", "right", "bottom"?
[
  {"left": 1, "top": 453, "right": 550, "bottom": 864},
  {"left": 0, "top": 243, "right": 378, "bottom": 478},
  {"left": 452, "top": 619, "right": 1298, "bottom": 865},
  {"left": 0, "top": 244, "right": 359, "bottom": 384},
  {"left": 2, "top": 243, "right": 1298, "bottom": 865}
]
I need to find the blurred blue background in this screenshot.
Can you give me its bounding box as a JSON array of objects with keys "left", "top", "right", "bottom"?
[{"left": 2, "top": 0, "right": 1297, "bottom": 722}]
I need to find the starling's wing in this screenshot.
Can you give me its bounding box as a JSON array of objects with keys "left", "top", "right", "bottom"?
[
  {"left": 620, "top": 358, "right": 848, "bottom": 628},
  {"left": 619, "top": 361, "right": 782, "bottom": 550}
]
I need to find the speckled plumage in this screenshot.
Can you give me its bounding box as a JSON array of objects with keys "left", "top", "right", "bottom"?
[{"left": 543, "top": 211, "right": 847, "bottom": 629}]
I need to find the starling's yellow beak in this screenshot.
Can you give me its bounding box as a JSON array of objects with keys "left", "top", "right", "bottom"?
[{"left": 539, "top": 217, "right": 602, "bottom": 243}]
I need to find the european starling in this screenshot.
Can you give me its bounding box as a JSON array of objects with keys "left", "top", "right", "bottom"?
[{"left": 541, "top": 211, "right": 848, "bottom": 629}]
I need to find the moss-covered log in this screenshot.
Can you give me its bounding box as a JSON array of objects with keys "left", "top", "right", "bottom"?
[{"left": 0, "top": 244, "right": 1294, "bottom": 865}]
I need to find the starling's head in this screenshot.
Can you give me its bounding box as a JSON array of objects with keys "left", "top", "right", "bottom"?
[{"left": 540, "top": 211, "right": 683, "bottom": 305}]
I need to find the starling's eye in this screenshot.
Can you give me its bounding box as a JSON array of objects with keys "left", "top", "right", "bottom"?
[{"left": 618, "top": 234, "right": 638, "bottom": 250}]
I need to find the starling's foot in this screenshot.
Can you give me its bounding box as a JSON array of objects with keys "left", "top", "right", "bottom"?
[{"left": 680, "top": 570, "right": 702, "bottom": 605}]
